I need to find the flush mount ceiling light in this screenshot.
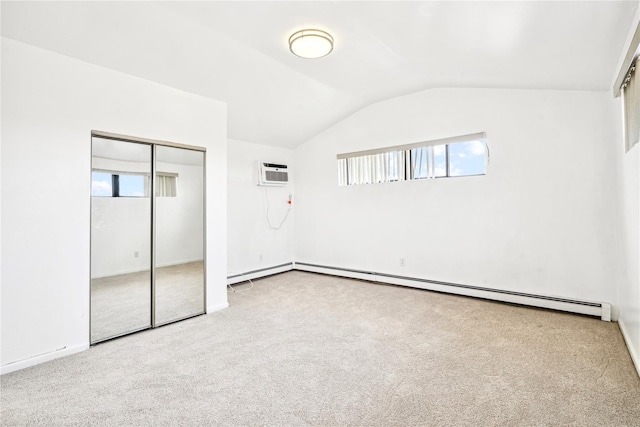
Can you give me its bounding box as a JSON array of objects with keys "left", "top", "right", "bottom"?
[{"left": 289, "top": 29, "right": 334, "bottom": 59}]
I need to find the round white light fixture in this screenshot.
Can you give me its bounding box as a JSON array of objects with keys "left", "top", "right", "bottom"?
[{"left": 289, "top": 29, "right": 334, "bottom": 59}]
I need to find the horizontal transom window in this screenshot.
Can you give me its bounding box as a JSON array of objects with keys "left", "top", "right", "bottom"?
[{"left": 337, "top": 132, "right": 488, "bottom": 186}]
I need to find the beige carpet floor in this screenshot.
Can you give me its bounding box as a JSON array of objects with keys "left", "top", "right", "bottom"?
[{"left": 2, "top": 271, "right": 640, "bottom": 426}]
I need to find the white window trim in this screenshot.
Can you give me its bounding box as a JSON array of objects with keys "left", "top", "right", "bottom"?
[{"left": 337, "top": 132, "right": 488, "bottom": 186}]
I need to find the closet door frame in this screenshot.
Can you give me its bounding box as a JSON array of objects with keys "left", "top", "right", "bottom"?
[{"left": 90, "top": 130, "right": 207, "bottom": 344}]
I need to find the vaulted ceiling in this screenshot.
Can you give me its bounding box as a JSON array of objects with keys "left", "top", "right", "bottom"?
[{"left": 2, "top": 1, "right": 637, "bottom": 148}]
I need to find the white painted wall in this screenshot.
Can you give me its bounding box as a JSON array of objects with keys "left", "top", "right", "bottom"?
[
  {"left": 294, "top": 87, "right": 619, "bottom": 306},
  {"left": 612, "top": 1, "right": 640, "bottom": 374},
  {"left": 1, "top": 38, "right": 227, "bottom": 371},
  {"left": 227, "top": 139, "right": 294, "bottom": 276}
]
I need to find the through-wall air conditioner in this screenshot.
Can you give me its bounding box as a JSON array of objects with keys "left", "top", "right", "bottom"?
[{"left": 258, "top": 162, "right": 289, "bottom": 186}]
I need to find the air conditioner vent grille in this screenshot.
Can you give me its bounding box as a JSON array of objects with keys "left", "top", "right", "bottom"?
[{"left": 265, "top": 170, "right": 288, "bottom": 182}]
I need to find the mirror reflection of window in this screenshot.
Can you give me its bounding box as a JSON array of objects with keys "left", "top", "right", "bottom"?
[
  {"left": 118, "top": 174, "right": 147, "bottom": 197},
  {"left": 91, "top": 171, "right": 149, "bottom": 197},
  {"left": 91, "top": 171, "right": 113, "bottom": 197},
  {"left": 156, "top": 172, "right": 178, "bottom": 197}
]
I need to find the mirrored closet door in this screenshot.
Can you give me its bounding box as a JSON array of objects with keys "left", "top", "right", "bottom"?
[
  {"left": 155, "top": 145, "right": 205, "bottom": 325},
  {"left": 90, "top": 133, "right": 206, "bottom": 344}
]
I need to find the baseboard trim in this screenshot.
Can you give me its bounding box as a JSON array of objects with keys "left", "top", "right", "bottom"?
[
  {"left": 207, "top": 301, "right": 230, "bottom": 313},
  {"left": 1, "top": 343, "right": 89, "bottom": 375},
  {"left": 618, "top": 318, "right": 640, "bottom": 378},
  {"left": 4, "top": 262, "right": 616, "bottom": 375},
  {"left": 295, "top": 262, "right": 611, "bottom": 321},
  {"left": 227, "top": 263, "right": 294, "bottom": 285}
]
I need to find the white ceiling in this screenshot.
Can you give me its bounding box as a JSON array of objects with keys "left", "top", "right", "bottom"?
[{"left": 2, "top": 1, "right": 637, "bottom": 148}]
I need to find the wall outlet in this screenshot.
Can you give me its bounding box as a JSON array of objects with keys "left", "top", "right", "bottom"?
[
  {"left": 259, "top": 254, "right": 263, "bottom": 261},
  {"left": 134, "top": 251, "right": 139, "bottom": 258},
  {"left": 400, "top": 258, "right": 406, "bottom": 267}
]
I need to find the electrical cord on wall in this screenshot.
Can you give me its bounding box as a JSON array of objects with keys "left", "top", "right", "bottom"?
[{"left": 264, "top": 187, "right": 292, "bottom": 230}]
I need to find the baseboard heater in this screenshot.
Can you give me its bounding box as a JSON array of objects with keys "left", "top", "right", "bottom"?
[
  {"left": 227, "top": 262, "right": 294, "bottom": 285},
  {"left": 294, "top": 262, "right": 611, "bottom": 321}
]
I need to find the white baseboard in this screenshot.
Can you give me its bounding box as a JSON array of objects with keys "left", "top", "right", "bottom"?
[
  {"left": 1, "top": 301, "right": 231, "bottom": 375},
  {"left": 5, "top": 262, "right": 618, "bottom": 376},
  {"left": 207, "top": 301, "right": 229, "bottom": 313},
  {"left": 618, "top": 318, "right": 640, "bottom": 378},
  {"left": 227, "top": 263, "right": 294, "bottom": 285},
  {"left": 295, "top": 262, "right": 611, "bottom": 321},
  {"left": 1, "top": 343, "right": 89, "bottom": 375},
  {"left": 295, "top": 263, "right": 376, "bottom": 282}
]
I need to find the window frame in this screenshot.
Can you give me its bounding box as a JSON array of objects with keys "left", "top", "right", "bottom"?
[{"left": 338, "top": 132, "right": 488, "bottom": 186}]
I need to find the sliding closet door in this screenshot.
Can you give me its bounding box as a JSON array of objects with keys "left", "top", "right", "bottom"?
[
  {"left": 90, "top": 137, "right": 152, "bottom": 343},
  {"left": 154, "top": 146, "right": 205, "bottom": 325}
]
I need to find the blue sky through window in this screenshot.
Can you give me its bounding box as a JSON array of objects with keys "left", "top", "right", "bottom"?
[
  {"left": 449, "top": 140, "right": 486, "bottom": 176},
  {"left": 433, "top": 145, "right": 447, "bottom": 177}
]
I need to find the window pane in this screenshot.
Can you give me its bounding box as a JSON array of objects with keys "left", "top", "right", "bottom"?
[
  {"left": 433, "top": 145, "right": 447, "bottom": 177},
  {"left": 92, "top": 172, "right": 112, "bottom": 197},
  {"left": 338, "top": 159, "right": 347, "bottom": 186},
  {"left": 448, "top": 140, "right": 486, "bottom": 177},
  {"left": 119, "top": 174, "right": 147, "bottom": 197},
  {"left": 388, "top": 151, "right": 398, "bottom": 181},
  {"left": 340, "top": 150, "right": 405, "bottom": 185},
  {"left": 411, "top": 147, "right": 427, "bottom": 179}
]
